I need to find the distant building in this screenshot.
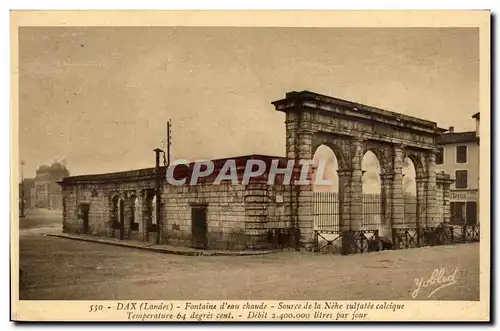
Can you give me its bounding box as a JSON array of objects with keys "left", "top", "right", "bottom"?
[
  {"left": 19, "top": 178, "right": 35, "bottom": 210},
  {"left": 435, "top": 113, "right": 480, "bottom": 225},
  {"left": 33, "top": 162, "right": 70, "bottom": 210}
]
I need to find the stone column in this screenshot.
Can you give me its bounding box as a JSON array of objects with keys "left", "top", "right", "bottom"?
[
  {"left": 296, "top": 127, "right": 314, "bottom": 250},
  {"left": 244, "top": 181, "right": 269, "bottom": 249},
  {"left": 285, "top": 112, "right": 299, "bottom": 159},
  {"left": 426, "top": 151, "right": 439, "bottom": 227},
  {"left": 442, "top": 181, "right": 452, "bottom": 224},
  {"left": 379, "top": 173, "right": 394, "bottom": 238},
  {"left": 285, "top": 112, "right": 299, "bottom": 248},
  {"left": 416, "top": 176, "right": 428, "bottom": 228},
  {"left": 337, "top": 169, "right": 352, "bottom": 232},
  {"left": 349, "top": 138, "right": 364, "bottom": 231},
  {"left": 337, "top": 169, "right": 352, "bottom": 255},
  {"left": 392, "top": 145, "right": 405, "bottom": 228}
]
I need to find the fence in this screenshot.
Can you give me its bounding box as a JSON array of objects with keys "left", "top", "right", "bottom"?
[
  {"left": 362, "top": 193, "right": 382, "bottom": 230},
  {"left": 312, "top": 192, "right": 479, "bottom": 254},
  {"left": 313, "top": 192, "right": 340, "bottom": 232},
  {"left": 313, "top": 192, "right": 383, "bottom": 232},
  {"left": 403, "top": 194, "right": 417, "bottom": 227}
]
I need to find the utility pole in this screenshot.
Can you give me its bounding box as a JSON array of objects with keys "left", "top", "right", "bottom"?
[
  {"left": 168, "top": 119, "right": 172, "bottom": 166},
  {"left": 20, "top": 161, "right": 25, "bottom": 218},
  {"left": 153, "top": 148, "right": 164, "bottom": 244}
]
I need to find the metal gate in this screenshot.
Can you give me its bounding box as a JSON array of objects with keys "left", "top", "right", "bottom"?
[
  {"left": 313, "top": 192, "right": 341, "bottom": 253},
  {"left": 313, "top": 192, "right": 382, "bottom": 254}
]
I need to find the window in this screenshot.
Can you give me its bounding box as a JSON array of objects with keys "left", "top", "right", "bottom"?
[
  {"left": 456, "top": 145, "right": 467, "bottom": 163},
  {"left": 466, "top": 202, "right": 477, "bottom": 225},
  {"left": 455, "top": 170, "right": 468, "bottom": 189},
  {"left": 450, "top": 202, "right": 465, "bottom": 225},
  {"left": 436, "top": 147, "right": 444, "bottom": 164}
]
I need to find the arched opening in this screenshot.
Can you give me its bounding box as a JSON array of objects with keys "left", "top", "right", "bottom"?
[
  {"left": 130, "top": 195, "right": 141, "bottom": 231},
  {"left": 403, "top": 157, "right": 418, "bottom": 227},
  {"left": 312, "top": 145, "right": 341, "bottom": 250},
  {"left": 111, "top": 195, "right": 119, "bottom": 228},
  {"left": 312, "top": 145, "right": 339, "bottom": 193},
  {"left": 151, "top": 195, "right": 157, "bottom": 225},
  {"left": 361, "top": 150, "right": 382, "bottom": 233},
  {"left": 110, "top": 194, "right": 125, "bottom": 240}
]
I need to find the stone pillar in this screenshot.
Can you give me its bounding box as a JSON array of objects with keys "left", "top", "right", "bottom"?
[
  {"left": 244, "top": 181, "right": 269, "bottom": 249},
  {"left": 442, "top": 181, "right": 452, "bottom": 224},
  {"left": 416, "top": 176, "right": 428, "bottom": 228},
  {"left": 337, "top": 169, "right": 351, "bottom": 231},
  {"left": 380, "top": 173, "right": 394, "bottom": 237},
  {"left": 392, "top": 145, "right": 405, "bottom": 228},
  {"left": 285, "top": 112, "right": 299, "bottom": 159},
  {"left": 296, "top": 127, "right": 314, "bottom": 250},
  {"left": 349, "top": 138, "right": 364, "bottom": 231},
  {"left": 426, "top": 151, "right": 439, "bottom": 227},
  {"left": 285, "top": 112, "right": 299, "bottom": 248}
]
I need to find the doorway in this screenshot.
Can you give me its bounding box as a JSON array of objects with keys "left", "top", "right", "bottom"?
[
  {"left": 119, "top": 198, "right": 125, "bottom": 240},
  {"left": 79, "top": 203, "right": 90, "bottom": 234},
  {"left": 191, "top": 206, "right": 208, "bottom": 249}
]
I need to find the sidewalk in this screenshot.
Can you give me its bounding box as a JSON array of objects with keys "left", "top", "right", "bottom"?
[{"left": 45, "top": 232, "right": 279, "bottom": 256}]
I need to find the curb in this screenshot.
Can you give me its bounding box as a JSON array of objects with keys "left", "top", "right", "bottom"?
[{"left": 44, "top": 233, "right": 280, "bottom": 257}]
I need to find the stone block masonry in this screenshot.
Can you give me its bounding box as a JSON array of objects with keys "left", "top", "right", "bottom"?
[{"left": 59, "top": 155, "right": 297, "bottom": 251}]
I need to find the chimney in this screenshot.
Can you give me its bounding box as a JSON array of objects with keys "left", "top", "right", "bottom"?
[
  {"left": 448, "top": 126, "right": 454, "bottom": 133},
  {"left": 472, "top": 112, "right": 480, "bottom": 138}
]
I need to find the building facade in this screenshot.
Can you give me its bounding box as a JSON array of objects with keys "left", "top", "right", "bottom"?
[
  {"left": 60, "top": 155, "right": 295, "bottom": 250},
  {"left": 33, "top": 163, "right": 70, "bottom": 210},
  {"left": 435, "top": 113, "right": 480, "bottom": 225}
]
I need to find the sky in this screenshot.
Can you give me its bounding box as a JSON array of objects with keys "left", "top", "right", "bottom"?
[{"left": 19, "top": 27, "right": 479, "bottom": 179}]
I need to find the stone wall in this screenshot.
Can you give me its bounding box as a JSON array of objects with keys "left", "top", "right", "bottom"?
[
  {"left": 60, "top": 165, "right": 294, "bottom": 251},
  {"left": 162, "top": 183, "right": 248, "bottom": 250}
]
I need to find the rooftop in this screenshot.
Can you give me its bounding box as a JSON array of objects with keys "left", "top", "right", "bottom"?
[
  {"left": 436, "top": 131, "right": 479, "bottom": 145},
  {"left": 59, "top": 154, "right": 291, "bottom": 184},
  {"left": 272, "top": 90, "right": 447, "bottom": 135}
]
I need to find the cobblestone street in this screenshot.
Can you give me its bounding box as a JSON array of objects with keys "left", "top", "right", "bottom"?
[{"left": 19, "top": 210, "right": 480, "bottom": 301}]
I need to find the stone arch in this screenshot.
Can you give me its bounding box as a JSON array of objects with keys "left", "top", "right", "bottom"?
[
  {"left": 312, "top": 134, "right": 349, "bottom": 170},
  {"left": 272, "top": 90, "right": 445, "bottom": 249},
  {"left": 404, "top": 150, "right": 427, "bottom": 178},
  {"left": 363, "top": 142, "right": 394, "bottom": 175}
]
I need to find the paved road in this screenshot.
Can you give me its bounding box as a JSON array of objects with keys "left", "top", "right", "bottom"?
[{"left": 19, "top": 209, "right": 480, "bottom": 301}]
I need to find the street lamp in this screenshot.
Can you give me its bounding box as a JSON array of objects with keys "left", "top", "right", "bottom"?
[{"left": 20, "top": 161, "right": 25, "bottom": 218}]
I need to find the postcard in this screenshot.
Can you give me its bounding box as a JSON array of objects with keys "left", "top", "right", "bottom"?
[{"left": 11, "top": 10, "right": 490, "bottom": 322}]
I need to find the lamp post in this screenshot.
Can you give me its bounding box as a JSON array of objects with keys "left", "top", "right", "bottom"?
[{"left": 20, "top": 161, "right": 25, "bottom": 218}]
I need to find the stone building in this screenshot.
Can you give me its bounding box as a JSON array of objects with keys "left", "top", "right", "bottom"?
[
  {"left": 60, "top": 90, "right": 457, "bottom": 251},
  {"left": 435, "top": 113, "right": 480, "bottom": 225},
  {"left": 19, "top": 178, "right": 34, "bottom": 210},
  {"left": 60, "top": 155, "right": 296, "bottom": 250},
  {"left": 34, "top": 162, "right": 70, "bottom": 210}
]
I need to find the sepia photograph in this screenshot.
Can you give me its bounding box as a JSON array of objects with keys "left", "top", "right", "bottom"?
[{"left": 10, "top": 10, "right": 490, "bottom": 322}]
